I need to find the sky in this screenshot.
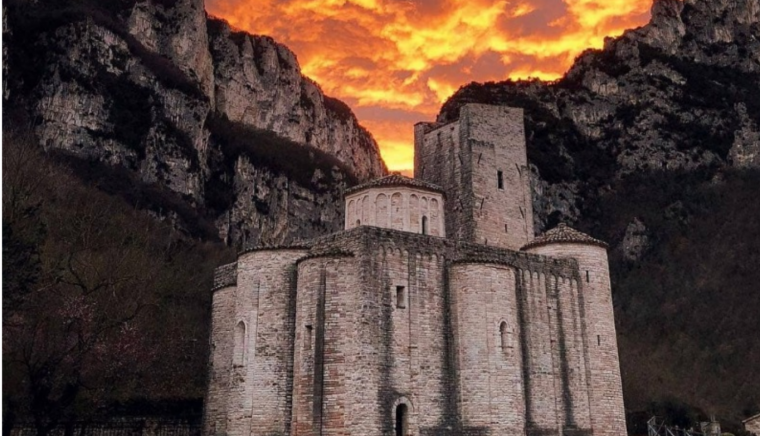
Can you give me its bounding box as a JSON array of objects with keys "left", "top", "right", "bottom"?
[{"left": 205, "top": 0, "right": 654, "bottom": 173}]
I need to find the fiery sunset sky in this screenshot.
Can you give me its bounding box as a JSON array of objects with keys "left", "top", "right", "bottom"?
[{"left": 206, "top": 0, "right": 654, "bottom": 172}]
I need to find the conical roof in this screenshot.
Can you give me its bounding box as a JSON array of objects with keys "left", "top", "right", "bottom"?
[
  {"left": 345, "top": 173, "right": 445, "bottom": 196},
  {"left": 522, "top": 223, "right": 608, "bottom": 250}
]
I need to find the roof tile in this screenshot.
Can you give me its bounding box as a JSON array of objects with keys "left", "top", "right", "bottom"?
[
  {"left": 522, "top": 223, "right": 608, "bottom": 250},
  {"left": 345, "top": 173, "right": 445, "bottom": 196}
]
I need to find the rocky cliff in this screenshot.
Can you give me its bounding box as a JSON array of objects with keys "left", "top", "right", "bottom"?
[
  {"left": 440, "top": 0, "right": 760, "bottom": 231},
  {"left": 5, "top": 0, "right": 387, "bottom": 247},
  {"left": 440, "top": 0, "right": 760, "bottom": 424}
]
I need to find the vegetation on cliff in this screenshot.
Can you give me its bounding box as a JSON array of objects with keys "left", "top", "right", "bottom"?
[
  {"left": 2, "top": 130, "right": 234, "bottom": 430},
  {"left": 439, "top": 0, "right": 760, "bottom": 430}
]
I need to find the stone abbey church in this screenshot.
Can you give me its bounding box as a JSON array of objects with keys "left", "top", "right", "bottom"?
[{"left": 204, "top": 104, "right": 627, "bottom": 436}]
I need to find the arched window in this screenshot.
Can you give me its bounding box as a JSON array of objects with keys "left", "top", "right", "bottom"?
[
  {"left": 395, "top": 403, "right": 408, "bottom": 436},
  {"left": 500, "top": 321, "right": 513, "bottom": 353},
  {"left": 356, "top": 219, "right": 361, "bottom": 227},
  {"left": 421, "top": 216, "right": 428, "bottom": 235},
  {"left": 234, "top": 321, "right": 246, "bottom": 366}
]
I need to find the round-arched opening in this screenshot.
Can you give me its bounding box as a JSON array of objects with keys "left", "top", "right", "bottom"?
[
  {"left": 500, "top": 321, "right": 508, "bottom": 349},
  {"left": 499, "top": 321, "right": 513, "bottom": 353},
  {"left": 233, "top": 321, "right": 246, "bottom": 366},
  {"left": 356, "top": 219, "right": 361, "bottom": 227},
  {"left": 395, "top": 403, "right": 408, "bottom": 436},
  {"left": 421, "top": 216, "right": 428, "bottom": 235}
]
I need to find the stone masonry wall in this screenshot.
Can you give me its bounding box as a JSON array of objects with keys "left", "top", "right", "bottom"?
[
  {"left": 745, "top": 416, "right": 760, "bottom": 436},
  {"left": 415, "top": 104, "right": 534, "bottom": 250},
  {"left": 205, "top": 285, "right": 236, "bottom": 436},
  {"left": 460, "top": 105, "right": 534, "bottom": 250},
  {"left": 205, "top": 225, "right": 623, "bottom": 436},
  {"left": 415, "top": 120, "right": 469, "bottom": 243},
  {"left": 448, "top": 263, "right": 526, "bottom": 435},
  {"left": 555, "top": 276, "right": 593, "bottom": 432},
  {"left": 292, "top": 255, "right": 359, "bottom": 436},
  {"left": 370, "top": 246, "right": 451, "bottom": 436},
  {"left": 225, "top": 249, "right": 308, "bottom": 436},
  {"left": 345, "top": 187, "right": 445, "bottom": 237},
  {"left": 518, "top": 270, "right": 559, "bottom": 435},
  {"left": 524, "top": 243, "right": 626, "bottom": 436}
]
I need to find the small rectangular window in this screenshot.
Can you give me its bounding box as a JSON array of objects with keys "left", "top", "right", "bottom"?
[
  {"left": 597, "top": 335, "right": 601, "bottom": 346},
  {"left": 497, "top": 171, "right": 504, "bottom": 189},
  {"left": 396, "top": 286, "right": 406, "bottom": 309},
  {"left": 504, "top": 224, "right": 508, "bottom": 233},
  {"left": 586, "top": 271, "right": 590, "bottom": 282},
  {"left": 305, "top": 325, "right": 313, "bottom": 351}
]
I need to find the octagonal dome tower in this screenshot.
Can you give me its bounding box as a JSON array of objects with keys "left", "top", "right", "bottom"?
[{"left": 344, "top": 173, "right": 446, "bottom": 237}]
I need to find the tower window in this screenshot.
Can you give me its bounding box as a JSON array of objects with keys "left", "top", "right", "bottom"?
[
  {"left": 396, "top": 286, "right": 407, "bottom": 309},
  {"left": 597, "top": 335, "right": 601, "bottom": 346},
  {"left": 305, "top": 325, "right": 313, "bottom": 351},
  {"left": 500, "top": 321, "right": 513, "bottom": 353},
  {"left": 497, "top": 170, "right": 504, "bottom": 189},
  {"left": 356, "top": 219, "right": 361, "bottom": 227},
  {"left": 233, "top": 321, "right": 246, "bottom": 366},
  {"left": 505, "top": 224, "right": 508, "bottom": 233},
  {"left": 395, "top": 403, "right": 408, "bottom": 436},
  {"left": 586, "top": 271, "right": 590, "bottom": 282},
  {"left": 421, "top": 216, "right": 428, "bottom": 235}
]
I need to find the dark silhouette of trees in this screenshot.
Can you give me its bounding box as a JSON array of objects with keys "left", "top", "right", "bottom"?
[{"left": 2, "top": 131, "right": 233, "bottom": 433}]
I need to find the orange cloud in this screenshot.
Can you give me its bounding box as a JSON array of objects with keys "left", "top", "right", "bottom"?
[{"left": 206, "top": 0, "right": 654, "bottom": 173}]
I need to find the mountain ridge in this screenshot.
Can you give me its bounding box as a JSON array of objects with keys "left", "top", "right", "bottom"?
[
  {"left": 439, "top": 0, "right": 760, "bottom": 426},
  {"left": 4, "top": 0, "right": 387, "bottom": 247}
]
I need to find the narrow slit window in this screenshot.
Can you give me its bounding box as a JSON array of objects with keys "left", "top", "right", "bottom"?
[
  {"left": 500, "top": 322, "right": 513, "bottom": 353},
  {"left": 305, "top": 325, "right": 313, "bottom": 351},
  {"left": 597, "top": 335, "right": 601, "bottom": 346},
  {"left": 497, "top": 170, "right": 504, "bottom": 189},
  {"left": 421, "top": 216, "right": 428, "bottom": 235},
  {"left": 586, "top": 271, "right": 590, "bottom": 282},
  {"left": 505, "top": 224, "right": 508, "bottom": 233},
  {"left": 396, "top": 286, "right": 407, "bottom": 309},
  {"left": 233, "top": 321, "right": 246, "bottom": 366}
]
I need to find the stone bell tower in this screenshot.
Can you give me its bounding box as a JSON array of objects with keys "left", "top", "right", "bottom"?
[{"left": 414, "top": 103, "right": 534, "bottom": 250}]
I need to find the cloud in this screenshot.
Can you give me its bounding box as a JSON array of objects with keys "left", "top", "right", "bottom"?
[{"left": 206, "top": 0, "right": 654, "bottom": 172}]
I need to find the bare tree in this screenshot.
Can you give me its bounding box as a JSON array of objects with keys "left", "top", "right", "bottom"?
[{"left": 2, "top": 131, "right": 227, "bottom": 434}]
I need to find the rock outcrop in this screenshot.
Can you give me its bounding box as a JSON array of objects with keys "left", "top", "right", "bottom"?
[
  {"left": 5, "top": 0, "right": 386, "bottom": 247},
  {"left": 439, "top": 0, "right": 760, "bottom": 232}
]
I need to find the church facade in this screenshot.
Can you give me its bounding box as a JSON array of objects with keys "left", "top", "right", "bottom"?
[{"left": 204, "top": 104, "right": 627, "bottom": 436}]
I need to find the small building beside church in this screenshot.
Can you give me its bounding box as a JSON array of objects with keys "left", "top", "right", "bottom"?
[{"left": 744, "top": 413, "right": 760, "bottom": 436}]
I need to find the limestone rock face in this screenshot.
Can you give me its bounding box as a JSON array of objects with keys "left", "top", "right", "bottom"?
[
  {"left": 620, "top": 218, "right": 650, "bottom": 262},
  {"left": 126, "top": 0, "right": 215, "bottom": 99},
  {"left": 6, "top": 1, "right": 386, "bottom": 247},
  {"left": 214, "top": 157, "right": 347, "bottom": 247},
  {"left": 208, "top": 20, "right": 385, "bottom": 181},
  {"left": 439, "top": 0, "right": 760, "bottom": 233}
]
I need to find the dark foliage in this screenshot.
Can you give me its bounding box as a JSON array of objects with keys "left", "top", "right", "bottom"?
[
  {"left": 50, "top": 153, "right": 220, "bottom": 240},
  {"left": 590, "top": 47, "right": 633, "bottom": 78},
  {"left": 323, "top": 96, "right": 355, "bottom": 123},
  {"left": 2, "top": 130, "right": 235, "bottom": 427},
  {"left": 636, "top": 42, "right": 760, "bottom": 155},
  {"left": 441, "top": 81, "right": 616, "bottom": 184},
  {"left": 105, "top": 76, "right": 154, "bottom": 156},
  {"left": 205, "top": 113, "right": 357, "bottom": 211},
  {"left": 578, "top": 169, "right": 760, "bottom": 426},
  {"left": 5, "top": 0, "right": 205, "bottom": 100}
]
